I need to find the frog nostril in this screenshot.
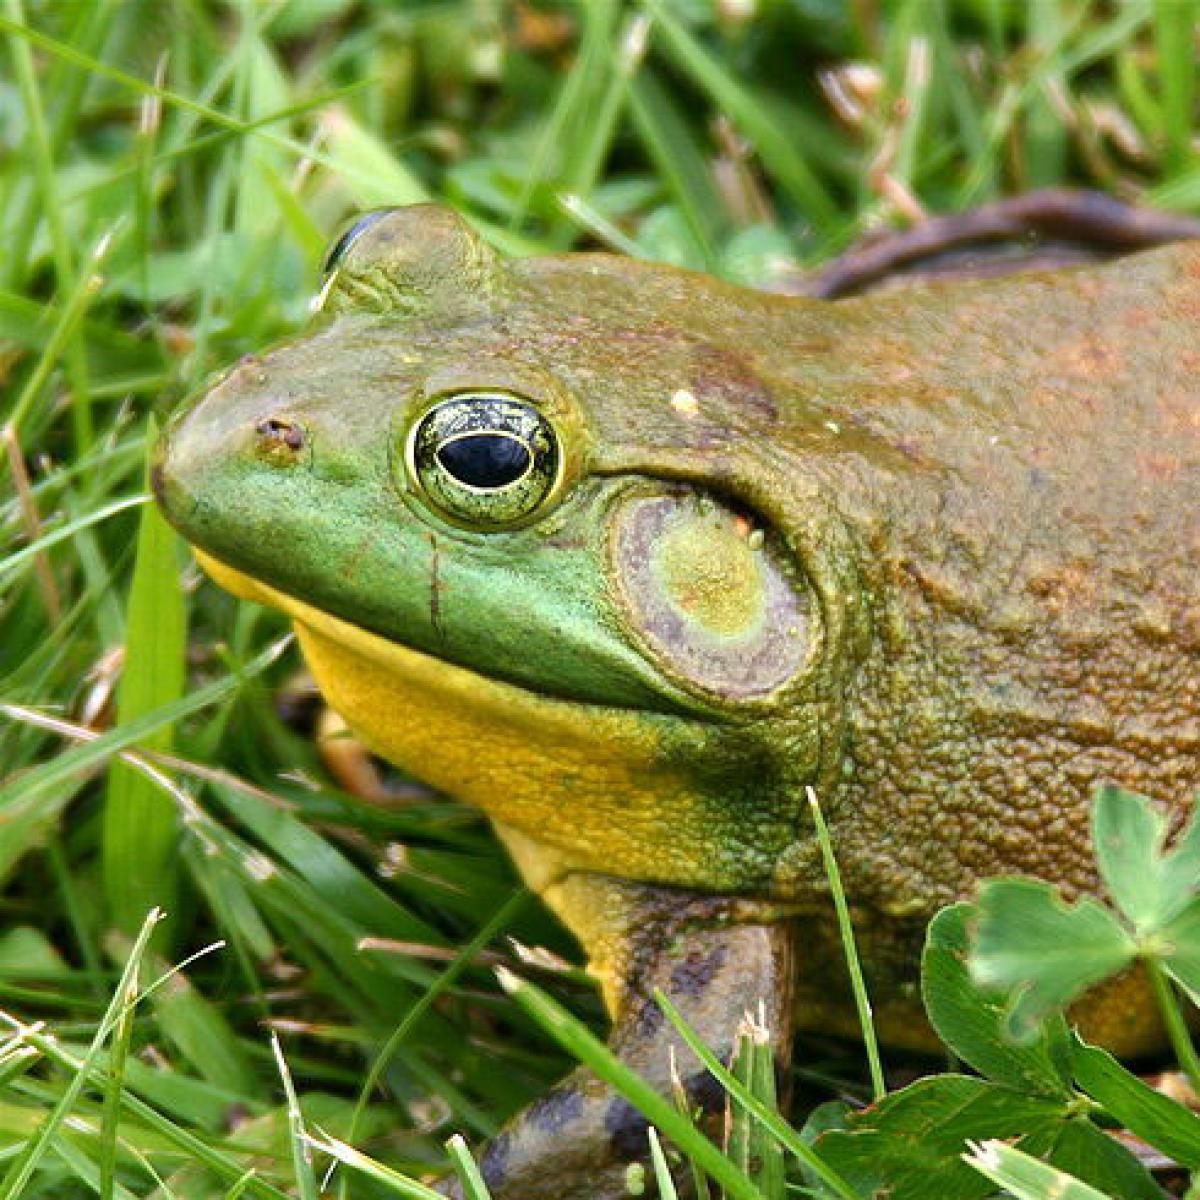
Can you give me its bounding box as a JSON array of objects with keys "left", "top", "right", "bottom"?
[{"left": 254, "top": 417, "right": 306, "bottom": 464}]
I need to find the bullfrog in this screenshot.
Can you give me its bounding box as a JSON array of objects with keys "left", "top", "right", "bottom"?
[{"left": 153, "top": 203, "right": 1199, "bottom": 1198}]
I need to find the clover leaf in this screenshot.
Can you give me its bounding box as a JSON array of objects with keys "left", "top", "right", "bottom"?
[
  {"left": 1093, "top": 783, "right": 1200, "bottom": 935},
  {"left": 970, "top": 785, "right": 1200, "bottom": 1043},
  {"left": 970, "top": 879, "right": 1135, "bottom": 1041},
  {"left": 811, "top": 900, "right": 1167, "bottom": 1200}
]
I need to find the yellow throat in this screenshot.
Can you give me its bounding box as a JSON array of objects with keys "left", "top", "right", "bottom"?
[{"left": 195, "top": 550, "right": 719, "bottom": 890}]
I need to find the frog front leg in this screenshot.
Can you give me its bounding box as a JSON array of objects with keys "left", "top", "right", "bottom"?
[{"left": 440, "top": 870, "right": 795, "bottom": 1200}]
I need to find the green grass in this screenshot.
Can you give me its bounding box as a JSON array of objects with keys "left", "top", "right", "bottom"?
[{"left": 1, "top": 2, "right": 1198, "bottom": 1197}]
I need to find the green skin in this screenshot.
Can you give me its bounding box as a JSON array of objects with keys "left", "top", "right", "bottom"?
[{"left": 155, "top": 206, "right": 1199, "bottom": 1198}]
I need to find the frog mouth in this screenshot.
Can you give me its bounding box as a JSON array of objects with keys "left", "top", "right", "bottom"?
[
  {"left": 192, "top": 548, "right": 729, "bottom": 836},
  {"left": 197, "top": 545, "right": 780, "bottom": 897},
  {"left": 192, "top": 549, "right": 719, "bottom": 724}
]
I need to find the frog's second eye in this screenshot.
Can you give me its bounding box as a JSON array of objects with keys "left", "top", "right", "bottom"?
[
  {"left": 322, "top": 209, "right": 398, "bottom": 275},
  {"left": 407, "top": 395, "right": 560, "bottom": 529}
]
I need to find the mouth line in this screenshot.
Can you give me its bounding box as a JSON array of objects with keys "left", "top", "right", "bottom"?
[{"left": 192, "top": 549, "right": 722, "bottom": 725}]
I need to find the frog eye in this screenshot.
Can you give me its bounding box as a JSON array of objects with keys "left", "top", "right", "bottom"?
[
  {"left": 322, "top": 209, "right": 398, "bottom": 275},
  {"left": 407, "top": 394, "right": 561, "bottom": 529}
]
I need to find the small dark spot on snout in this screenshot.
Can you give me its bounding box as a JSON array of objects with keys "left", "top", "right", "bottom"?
[{"left": 254, "top": 417, "right": 306, "bottom": 464}]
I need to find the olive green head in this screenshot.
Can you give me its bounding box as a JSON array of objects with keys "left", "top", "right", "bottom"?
[{"left": 153, "top": 206, "right": 852, "bottom": 890}]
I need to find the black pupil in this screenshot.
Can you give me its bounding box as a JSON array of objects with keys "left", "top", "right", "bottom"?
[{"left": 437, "top": 434, "right": 531, "bottom": 489}]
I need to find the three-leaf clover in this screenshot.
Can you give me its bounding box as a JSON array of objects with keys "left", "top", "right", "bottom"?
[{"left": 971, "top": 785, "right": 1200, "bottom": 1046}]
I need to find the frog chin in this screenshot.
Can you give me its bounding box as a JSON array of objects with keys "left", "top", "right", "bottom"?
[{"left": 193, "top": 550, "right": 728, "bottom": 883}]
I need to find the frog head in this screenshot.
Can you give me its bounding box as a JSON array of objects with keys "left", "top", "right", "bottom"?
[{"left": 154, "top": 206, "right": 868, "bottom": 894}]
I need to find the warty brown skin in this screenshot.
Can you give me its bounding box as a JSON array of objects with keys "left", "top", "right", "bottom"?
[
  {"left": 504, "top": 242, "right": 1199, "bottom": 910},
  {"left": 760, "top": 244, "right": 1200, "bottom": 906}
]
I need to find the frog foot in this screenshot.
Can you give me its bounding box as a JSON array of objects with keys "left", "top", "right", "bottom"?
[{"left": 435, "top": 883, "right": 794, "bottom": 1199}]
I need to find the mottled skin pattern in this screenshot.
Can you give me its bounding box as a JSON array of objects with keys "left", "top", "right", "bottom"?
[
  {"left": 154, "top": 206, "right": 1199, "bottom": 1197},
  {"left": 452, "top": 880, "right": 793, "bottom": 1200}
]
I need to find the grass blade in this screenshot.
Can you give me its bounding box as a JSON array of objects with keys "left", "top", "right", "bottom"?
[
  {"left": 0, "top": 908, "right": 162, "bottom": 1200},
  {"left": 628, "top": 67, "right": 722, "bottom": 270},
  {"left": 808, "top": 786, "right": 885, "bottom": 1100},
  {"left": 729, "top": 1012, "right": 785, "bottom": 1197},
  {"left": 1, "top": 229, "right": 116, "bottom": 444},
  {"left": 510, "top": 0, "right": 621, "bottom": 233},
  {"left": 1023, "top": 0, "right": 1070, "bottom": 188},
  {"left": 1, "top": 1021, "right": 292, "bottom": 1200},
  {"left": 653, "top": 989, "right": 859, "bottom": 1200},
  {"left": 100, "top": 930, "right": 140, "bottom": 1200},
  {"left": 496, "top": 967, "right": 769, "bottom": 1200},
  {"left": 646, "top": 1127, "right": 680, "bottom": 1199},
  {"left": 0, "top": 635, "right": 289, "bottom": 809},
  {"left": 445, "top": 1133, "right": 493, "bottom": 1200},
  {"left": 103, "top": 440, "right": 186, "bottom": 943},
  {"left": 642, "top": 0, "right": 837, "bottom": 231},
  {"left": 1, "top": 0, "right": 92, "bottom": 448},
  {"left": 348, "top": 889, "right": 528, "bottom": 1147},
  {"left": 271, "top": 1034, "right": 319, "bottom": 1200},
  {"left": 148, "top": 951, "right": 259, "bottom": 1095},
  {"left": 964, "top": 1139, "right": 1110, "bottom": 1200},
  {"left": 1152, "top": 0, "right": 1197, "bottom": 176},
  {"left": 309, "top": 1136, "right": 445, "bottom": 1199},
  {"left": 0, "top": 493, "right": 148, "bottom": 582}
]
